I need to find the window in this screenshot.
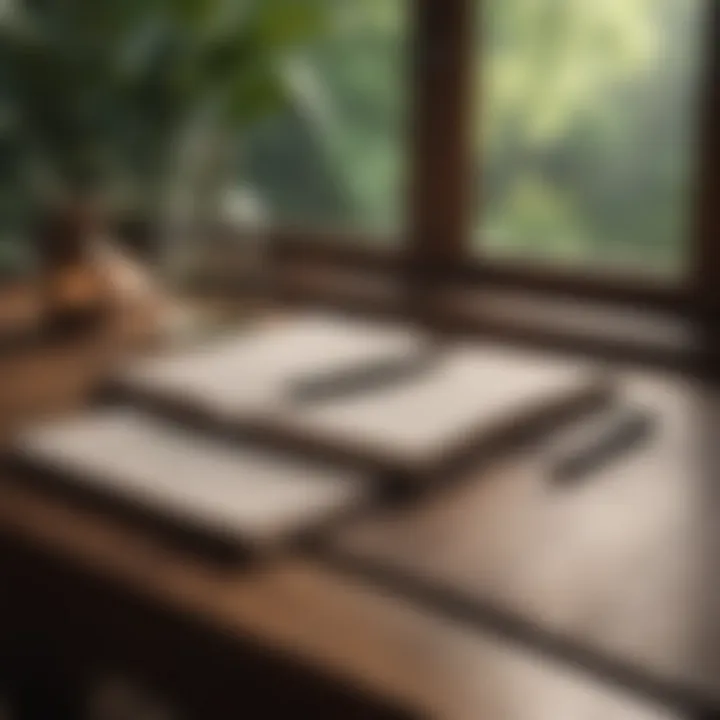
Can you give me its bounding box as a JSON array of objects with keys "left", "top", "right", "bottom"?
[
  {"left": 475, "top": 0, "right": 705, "bottom": 278},
  {"left": 231, "top": 0, "right": 407, "bottom": 242},
  {"left": 202, "top": 0, "right": 718, "bottom": 318}
]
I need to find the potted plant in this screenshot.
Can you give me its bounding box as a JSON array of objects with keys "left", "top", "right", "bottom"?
[{"left": 0, "top": 0, "right": 326, "bottom": 335}]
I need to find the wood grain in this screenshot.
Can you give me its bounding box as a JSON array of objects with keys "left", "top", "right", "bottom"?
[
  {"left": 0, "top": 306, "right": 693, "bottom": 719},
  {"left": 327, "top": 371, "right": 720, "bottom": 715},
  {"left": 114, "top": 314, "right": 611, "bottom": 487},
  {"left": 0, "top": 480, "right": 682, "bottom": 720}
]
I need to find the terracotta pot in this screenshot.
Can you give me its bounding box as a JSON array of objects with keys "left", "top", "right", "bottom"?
[{"left": 39, "top": 201, "right": 109, "bottom": 336}]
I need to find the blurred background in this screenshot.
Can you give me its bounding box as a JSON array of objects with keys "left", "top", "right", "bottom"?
[
  {"left": 0, "top": 0, "right": 704, "bottom": 285},
  {"left": 0, "top": 2, "right": 717, "bottom": 719}
]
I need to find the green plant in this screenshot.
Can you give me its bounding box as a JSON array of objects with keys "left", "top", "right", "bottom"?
[{"left": 0, "top": 0, "right": 327, "bottom": 259}]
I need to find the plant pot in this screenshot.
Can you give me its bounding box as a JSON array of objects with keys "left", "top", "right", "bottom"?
[{"left": 38, "top": 202, "right": 110, "bottom": 338}]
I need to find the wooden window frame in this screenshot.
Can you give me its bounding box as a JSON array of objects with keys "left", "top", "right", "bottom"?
[
  {"left": 237, "top": 0, "right": 719, "bottom": 345},
  {"left": 693, "top": 0, "right": 720, "bottom": 323}
]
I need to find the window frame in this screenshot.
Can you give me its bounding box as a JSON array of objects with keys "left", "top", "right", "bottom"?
[{"left": 229, "top": 0, "right": 719, "bottom": 351}]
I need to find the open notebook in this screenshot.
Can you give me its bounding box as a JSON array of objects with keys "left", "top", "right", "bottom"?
[
  {"left": 114, "top": 313, "right": 612, "bottom": 482},
  {"left": 9, "top": 313, "right": 613, "bottom": 560},
  {"left": 9, "top": 409, "right": 367, "bottom": 562}
]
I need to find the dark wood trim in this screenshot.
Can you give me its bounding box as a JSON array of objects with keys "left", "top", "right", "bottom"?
[
  {"left": 437, "top": 306, "right": 706, "bottom": 378},
  {"left": 261, "top": 234, "right": 694, "bottom": 314},
  {"left": 408, "top": 0, "right": 474, "bottom": 267},
  {"left": 268, "top": 229, "right": 403, "bottom": 271},
  {"left": 251, "top": 264, "right": 709, "bottom": 377},
  {"left": 691, "top": 0, "right": 720, "bottom": 369},
  {"left": 692, "top": 0, "right": 720, "bottom": 310},
  {"left": 450, "top": 260, "right": 695, "bottom": 316}
]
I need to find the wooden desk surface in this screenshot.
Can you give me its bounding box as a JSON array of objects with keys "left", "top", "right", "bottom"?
[
  {"left": 0, "top": 318, "right": 704, "bottom": 719},
  {"left": 330, "top": 372, "right": 720, "bottom": 714},
  {"left": 0, "top": 482, "right": 683, "bottom": 720}
]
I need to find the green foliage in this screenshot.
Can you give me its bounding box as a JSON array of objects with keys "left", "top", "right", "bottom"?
[
  {"left": 0, "top": 0, "right": 702, "bottom": 278},
  {"left": 240, "top": 0, "right": 405, "bottom": 233},
  {"left": 241, "top": 0, "right": 699, "bottom": 274},
  {"left": 485, "top": 175, "right": 589, "bottom": 262},
  {"left": 0, "top": 0, "right": 327, "bottom": 246},
  {"left": 479, "top": 0, "right": 701, "bottom": 274}
]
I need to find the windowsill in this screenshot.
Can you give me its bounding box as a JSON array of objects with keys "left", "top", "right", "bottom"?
[
  {"left": 441, "top": 286, "right": 704, "bottom": 372},
  {"left": 237, "top": 261, "right": 709, "bottom": 375}
]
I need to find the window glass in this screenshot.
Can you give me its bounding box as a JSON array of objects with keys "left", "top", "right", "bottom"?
[
  {"left": 234, "top": 0, "right": 407, "bottom": 241},
  {"left": 476, "top": 0, "right": 704, "bottom": 276}
]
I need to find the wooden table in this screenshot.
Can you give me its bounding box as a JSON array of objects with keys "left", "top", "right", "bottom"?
[
  {"left": 0, "top": 319, "right": 711, "bottom": 719},
  {"left": 328, "top": 372, "right": 720, "bottom": 718}
]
